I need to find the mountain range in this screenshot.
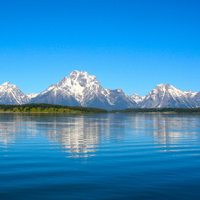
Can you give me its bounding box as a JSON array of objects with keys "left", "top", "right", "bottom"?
[{"left": 0, "top": 70, "right": 199, "bottom": 110}]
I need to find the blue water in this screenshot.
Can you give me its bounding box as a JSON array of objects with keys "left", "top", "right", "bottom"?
[{"left": 0, "top": 113, "right": 200, "bottom": 200}]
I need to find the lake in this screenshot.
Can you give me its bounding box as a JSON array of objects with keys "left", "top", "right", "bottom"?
[{"left": 0, "top": 113, "right": 200, "bottom": 200}]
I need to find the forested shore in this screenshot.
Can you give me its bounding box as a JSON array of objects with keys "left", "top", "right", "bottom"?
[
  {"left": 1, "top": 104, "right": 200, "bottom": 114},
  {"left": 109, "top": 108, "right": 200, "bottom": 114},
  {"left": 0, "top": 103, "right": 107, "bottom": 114}
]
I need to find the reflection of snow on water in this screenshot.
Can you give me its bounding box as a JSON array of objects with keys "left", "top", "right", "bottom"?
[
  {"left": 46, "top": 117, "right": 101, "bottom": 157},
  {"left": 0, "top": 113, "right": 200, "bottom": 157}
]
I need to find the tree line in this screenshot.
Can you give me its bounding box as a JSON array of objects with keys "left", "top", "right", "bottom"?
[
  {"left": 109, "top": 107, "right": 200, "bottom": 114},
  {"left": 0, "top": 103, "right": 107, "bottom": 113}
]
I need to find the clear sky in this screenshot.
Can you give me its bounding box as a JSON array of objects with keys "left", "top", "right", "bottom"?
[{"left": 0, "top": 0, "right": 199, "bottom": 96}]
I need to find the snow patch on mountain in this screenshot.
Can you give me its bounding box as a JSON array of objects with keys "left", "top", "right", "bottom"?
[
  {"left": 184, "top": 90, "right": 197, "bottom": 98},
  {"left": 1, "top": 73, "right": 199, "bottom": 109},
  {"left": 27, "top": 93, "right": 39, "bottom": 99},
  {"left": 129, "top": 93, "right": 143, "bottom": 103},
  {"left": 31, "top": 70, "right": 137, "bottom": 110},
  {"left": 0, "top": 82, "right": 29, "bottom": 104},
  {"left": 140, "top": 84, "right": 193, "bottom": 108}
]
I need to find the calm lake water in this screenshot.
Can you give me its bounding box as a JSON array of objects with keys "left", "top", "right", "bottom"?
[{"left": 0, "top": 113, "right": 200, "bottom": 200}]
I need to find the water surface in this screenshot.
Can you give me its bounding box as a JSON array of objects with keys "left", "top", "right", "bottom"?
[{"left": 0, "top": 113, "right": 200, "bottom": 199}]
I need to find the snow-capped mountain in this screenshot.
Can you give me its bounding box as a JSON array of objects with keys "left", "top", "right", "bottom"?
[
  {"left": 31, "top": 70, "right": 137, "bottom": 110},
  {"left": 0, "top": 82, "right": 29, "bottom": 104},
  {"left": 27, "top": 93, "right": 39, "bottom": 99},
  {"left": 129, "top": 93, "right": 144, "bottom": 103},
  {"left": 140, "top": 84, "right": 193, "bottom": 108},
  {"left": 0, "top": 72, "right": 199, "bottom": 109},
  {"left": 30, "top": 83, "right": 81, "bottom": 107},
  {"left": 193, "top": 92, "right": 200, "bottom": 107},
  {"left": 184, "top": 90, "right": 197, "bottom": 98}
]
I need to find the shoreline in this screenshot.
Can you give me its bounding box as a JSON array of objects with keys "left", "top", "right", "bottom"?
[{"left": 0, "top": 111, "right": 200, "bottom": 115}]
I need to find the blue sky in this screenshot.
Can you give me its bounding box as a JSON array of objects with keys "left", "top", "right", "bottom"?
[{"left": 0, "top": 0, "right": 199, "bottom": 96}]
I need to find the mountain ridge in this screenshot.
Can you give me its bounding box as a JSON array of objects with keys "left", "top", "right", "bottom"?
[
  {"left": 139, "top": 84, "right": 194, "bottom": 108},
  {"left": 0, "top": 71, "right": 199, "bottom": 109}
]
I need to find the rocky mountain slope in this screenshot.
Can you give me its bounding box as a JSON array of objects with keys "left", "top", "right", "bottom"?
[
  {"left": 0, "top": 82, "right": 29, "bottom": 105},
  {"left": 129, "top": 93, "right": 144, "bottom": 103},
  {"left": 184, "top": 90, "right": 197, "bottom": 98},
  {"left": 193, "top": 92, "right": 200, "bottom": 107},
  {"left": 139, "top": 84, "right": 194, "bottom": 108},
  {"left": 31, "top": 71, "right": 137, "bottom": 110},
  {"left": 0, "top": 72, "right": 199, "bottom": 110}
]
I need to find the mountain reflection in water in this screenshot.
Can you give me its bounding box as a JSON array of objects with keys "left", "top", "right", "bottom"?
[
  {"left": 0, "top": 113, "right": 200, "bottom": 157},
  {"left": 1, "top": 113, "right": 200, "bottom": 200}
]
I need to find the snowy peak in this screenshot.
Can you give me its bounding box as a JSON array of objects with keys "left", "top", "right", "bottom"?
[
  {"left": 184, "top": 90, "right": 197, "bottom": 98},
  {"left": 27, "top": 93, "right": 39, "bottom": 99},
  {"left": 69, "top": 70, "right": 97, "bottom": 82},
  {"left": 30, "top": 72, "right": 200, "bottom": 109},
  {"left": 154, "top": 84, "right": 186, "bottom": 98},
  {"left": 0, "top": 82, "right": 17, "bottom": 90},
  {"left": 58, "top": 71, "right": 99, "bottom": 88},
  {"left": 2, "top": 82, "right": 11, "bottom": 86},
  {"left": 141, "top": 84, "right": 192, "bottom": 108},
  {"left": 31, "top": 70, "right": 136, "bottom": 110},
  {"left": 68, "top": 70, "right": 99, "bottom": 90},
  {"left": 129, "top": 93, "right": 143, "bottom": 103},
  {"left": 155, "top": 84, "right": 181, "bottom": 94},
  {"left": 55, "top": 70, "right": 101, "bottom": 103},
  {"left": 0, "top": 82, "right": 29, "bottom": 105},
  {"left": 0, "top": 82, "right": 17, "bottom": 92},
  {"left": 1, "top": 72, "right": 199, "bottom": 109}
]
